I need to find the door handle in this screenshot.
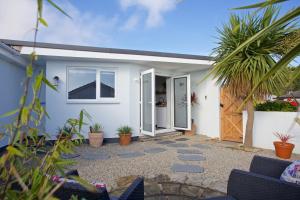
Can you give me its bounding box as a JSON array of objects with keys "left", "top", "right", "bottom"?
[{"left": 220, "top": 103, "right": 224, "bottom": 108}]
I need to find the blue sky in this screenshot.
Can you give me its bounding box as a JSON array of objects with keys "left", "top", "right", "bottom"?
[{"left": 0, "top": 0, "right": 299, "bottom": 56}]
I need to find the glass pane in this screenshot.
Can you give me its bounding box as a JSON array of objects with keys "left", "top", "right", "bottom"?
[
  {"left": 100, "top": 71, "right": 115, "bottom": 98},
  {"left": 174, "top": 77, "right": 187, "bottom": 128},
  {"left": 142, "top": 73, "right": 152, "bottom": 132},
  {"left": 68, "top": 69, "right": 96, "bottom": 99}
]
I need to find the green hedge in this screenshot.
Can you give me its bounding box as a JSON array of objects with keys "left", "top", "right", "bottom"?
[{"left": 255, "top": 101, "right": 297, "bottom": 112}]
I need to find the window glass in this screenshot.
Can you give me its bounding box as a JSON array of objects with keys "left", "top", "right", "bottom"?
[
  {"left": 100, "top": 71, "right": 115, "bottom": 98},
  {"left": 68, "top": 69, "right": 96, "bottom": 99}
]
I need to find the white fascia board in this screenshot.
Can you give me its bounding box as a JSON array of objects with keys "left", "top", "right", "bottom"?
[{"left": 20, "top": 47, "right": 214, "bottom": 65}]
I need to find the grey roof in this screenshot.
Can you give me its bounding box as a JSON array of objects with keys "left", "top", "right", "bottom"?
[{"left": 0, "top": 39, "right": 214, "bottom": 61}]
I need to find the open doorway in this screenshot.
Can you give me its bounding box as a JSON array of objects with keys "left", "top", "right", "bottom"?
[
  {"left": 155, "top": 76, "right": 171, "bottom": 133},
  {"left": 140, "top": 68, "right": 191, "bottom": 136}
]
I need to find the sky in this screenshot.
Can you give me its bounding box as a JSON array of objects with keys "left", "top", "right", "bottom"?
[{"left": 0, "top": 0, "right": 299, "bottom": 56}]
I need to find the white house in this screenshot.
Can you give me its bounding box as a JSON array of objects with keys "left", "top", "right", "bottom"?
[
  {"left": 0, "top": 39, "right": 221, "bottom": 144},
  {"left": 1, "top": 39, "right": 299, "bottom": 154}
]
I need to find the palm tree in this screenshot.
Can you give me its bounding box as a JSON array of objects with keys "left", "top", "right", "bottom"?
[{"left": 212, "top": 6, "right": 294, "bottom": 147}]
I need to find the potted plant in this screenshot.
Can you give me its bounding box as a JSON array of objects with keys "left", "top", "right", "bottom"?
[
  {"left": 117, "top": 126, "right": 132, "bottom": 146},
  {"left": 89, "top": 123, "right": 104, "bottom": 147},
  {"left": 273, "top": 132, "right": 295, "bottom": 159},
  {"left": 56, "top": 125, "right": 73, "bottom": 140}
]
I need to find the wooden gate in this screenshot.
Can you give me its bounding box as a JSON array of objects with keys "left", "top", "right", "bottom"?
[{"left": 220, "top": 88, "right": 243, "bottom": 142}]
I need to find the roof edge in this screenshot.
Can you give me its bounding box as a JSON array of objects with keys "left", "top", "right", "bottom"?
[{"left": 0, "top": 39, "right": 214, "bottom": 61}]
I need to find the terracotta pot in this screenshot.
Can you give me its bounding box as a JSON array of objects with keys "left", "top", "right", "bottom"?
[
  {"left": 273, "top": 141, "right": 295, "bottom": 159},
  {"left": 89, "top": 132, "right": 104, "bottom": 147},
  {"left": 119, "top": 133, "right": 132, "bottom": 146}
]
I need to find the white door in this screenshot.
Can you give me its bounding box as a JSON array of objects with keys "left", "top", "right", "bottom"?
[
  {"left": 140, "top": 69, "right": 155, "bottom": 136},
  {"left": 172, "top": 75, "right": 191, "bottom": 130}
]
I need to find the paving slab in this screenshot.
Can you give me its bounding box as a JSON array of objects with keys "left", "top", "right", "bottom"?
[
  {"left": 175, "top": 138, "right": 190, "bottom": 141},
  {"left": 118, "top": 151, "right": 145, "bottom": 158},
  {"left": 61, "top": 153, "right": 80, "bottom": 159},
  {"left": 166, "top": 143, "right": 189, "bottom": 148},
  {"left": 178, "top": 154, "right": 206, "bottom": 161},
  {"left": 157, "top": 140, "right": 176, "bottom": 145},
  {"left": 177, "top": 149, "right": 203, "bottom": 154},
  {"left": 144, "top": 147, "right": 167, "bottom": 154},
  {"left": 82, "top": 153, "right": 110, "bottom": 160},
  {"left": 191, "top": 144, "right": 211, "bottom": 149},
  {"left": 171, "top": 164, "right": 204, "bottom": 173}
]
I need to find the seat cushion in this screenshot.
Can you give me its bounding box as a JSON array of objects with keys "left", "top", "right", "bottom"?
[{"left": 280, "top": 160, "right": 300, "bottom": 185}]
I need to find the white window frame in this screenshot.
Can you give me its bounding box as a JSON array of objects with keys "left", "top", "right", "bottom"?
[{"left": 66, "top": 66, "right": 119, "bottom": 104}]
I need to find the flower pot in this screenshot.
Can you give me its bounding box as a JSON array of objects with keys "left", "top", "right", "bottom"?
[
  {"left": 89, "top": 132, "right": 104, "bottom": 147},
  {"left": 273, "top": 141, "right": 295, "bottom": 159},
  {"left": 185, "top": 123, "right": 197, "bottom": 136},
  {"left": 119, "top": 133, "right": 132, "bottom": 146}
]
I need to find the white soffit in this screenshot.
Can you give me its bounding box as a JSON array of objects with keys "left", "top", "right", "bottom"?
[{"left": 20, "top": 47, "right": 214, "bottom": 65}]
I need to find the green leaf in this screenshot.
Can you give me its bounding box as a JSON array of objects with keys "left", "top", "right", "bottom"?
[
  {"left": 47, "top": 0, "right": 71, "bottom": 18},
  {"left": 39, "top": 17, "right": 48, "bottom": 27},
  {"left": 21, "top": 107, "right": 29, "bottom": 125},
  {"left": 216, "top": 7, "right": 300, "bottom": 73},
  {"left": 238, "top": 43, "right": 300, "bottom": 111},
  {"left": 37, "top": 0, "right": 43, "bottom": 17},
  {"left": 26, "top": 64, "right": 33, "bottom": 77},
  {"left": 233, "top": 0, "right": 288, "bottom": 10},
  {"left": 7, "top": 146, "right": 24, "bottom": 157},
  {"left": 42, "top": 76, "right": 57, "bottom": 91},
  {"left": 34, "top": 72, "right": 44, "bottom": 92},
  {"left": 0, "top": 109, "right": 19, "bottom": 118}
]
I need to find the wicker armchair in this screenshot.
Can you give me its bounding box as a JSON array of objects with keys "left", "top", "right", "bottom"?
[
  {"left": 53, "top": 170, "right": 144, "bottom": 200},
  {"left": 205, "top": 155, "right": 300, "bottom": 200}
]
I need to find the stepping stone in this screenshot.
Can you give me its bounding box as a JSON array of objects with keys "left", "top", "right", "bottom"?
[
  {"left": 118, "top": 151, "right": 145, "bottom": 158},
  {"left": 144, "top": 147, "right": 166, "bottom": 154},
  {"left": 166, "top": 143, "right": 189, "bottom": 148},
  {"left": 171, "top": 164, "right": 204, "bottom": 173},
  {"left": 177, "top": 149, "right": 202, "bottom": 154},
  {"left": 175, "top": 138, "right": 189, "bottom": 141},
  {"left": 82, "top": 153, "right": 110, "bottom": 160},
  {"left": 61, "top": 153, "right": 80, "bottom": 159},
  {"left": 178, "top": 154, "right": 206, "bottom": 161},
  {"left": 191, "top": 144, "right": 211, "bottom": 149},
  {"left": 157, "top": 140, "right": 176, "bottom": 145}
]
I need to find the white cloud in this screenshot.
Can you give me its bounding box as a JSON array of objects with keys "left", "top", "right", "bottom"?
[
  {"left": 0, "top": 0, "right": 118, "bottom": 46},
  {"left": 121, "top": 14, "right": 140, "bottom": 30},
  {"left": 120, "top": 0, "right": 179, "bottom": 28}
]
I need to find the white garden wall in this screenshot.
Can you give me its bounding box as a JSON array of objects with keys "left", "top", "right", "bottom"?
[
  {"left": 191, "top": 70, "right": 220, "bottom": 138},
  {"left": 243, "top": 111, "right": 300, "bottom": 154}
]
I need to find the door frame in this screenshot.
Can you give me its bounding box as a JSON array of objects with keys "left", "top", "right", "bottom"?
[
  {"left": 140, "top": 69, "right": 191, "bottom": 136},
  {"left": 171, "top": 74, "right": 191, "bottom": 131},
  {"left": 140, "top": 68, "right": 155, "bottom": 136}
]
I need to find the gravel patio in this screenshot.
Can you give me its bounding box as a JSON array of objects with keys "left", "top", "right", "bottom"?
[{"left": 69, "top": 135, "right": 300, "bottom": 199}]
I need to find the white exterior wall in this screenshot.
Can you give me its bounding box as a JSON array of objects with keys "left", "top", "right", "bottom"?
[
  {"left": 0, "top": 59, "right": 25, "bottom": 147},
  {"left": 45, "top": 60, "right": 142, "bottom": 139},
  {"left": 243, "top": 111, "right": 300, "bottom": 154},
  {"left": 191, "top": 70, "right": 221, "bottom": 138}
]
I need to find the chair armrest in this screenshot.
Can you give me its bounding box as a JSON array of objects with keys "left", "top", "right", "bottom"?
[
  {"left": 54, "top": 182, "right": 110, "bottom": 200},
  {"left": 227, "top": 169, "right": 300, "bottom": 200},
  {"left": 118, "top": 177, "right": 144, "bottom": 200},
  {"left": 250, "top": 155, "right": 291, "bottom": 179},
  {"left": 65, "top": 169, "right": 80, "bottom": 177}
]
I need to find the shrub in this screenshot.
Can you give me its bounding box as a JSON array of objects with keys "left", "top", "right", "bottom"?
[
  {"left": 255, "top": 101, "right": 297, "bottom": 112},
  {"left": 89, "top": 123, "right": 103, "bottom": 133},
  {"left": 117, "top": 126, "right": 132, "bottom": 135}
]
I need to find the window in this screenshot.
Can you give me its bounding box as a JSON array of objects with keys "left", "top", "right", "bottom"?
[
  {"left": 68, "top": 69, "right": 96, "bottom": 99},
  {"left": 67, "top": 68, "right": 117, "bottom": 102},
  {"left": 100, "top": 71, "right": 115, "bottom": 98}
]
